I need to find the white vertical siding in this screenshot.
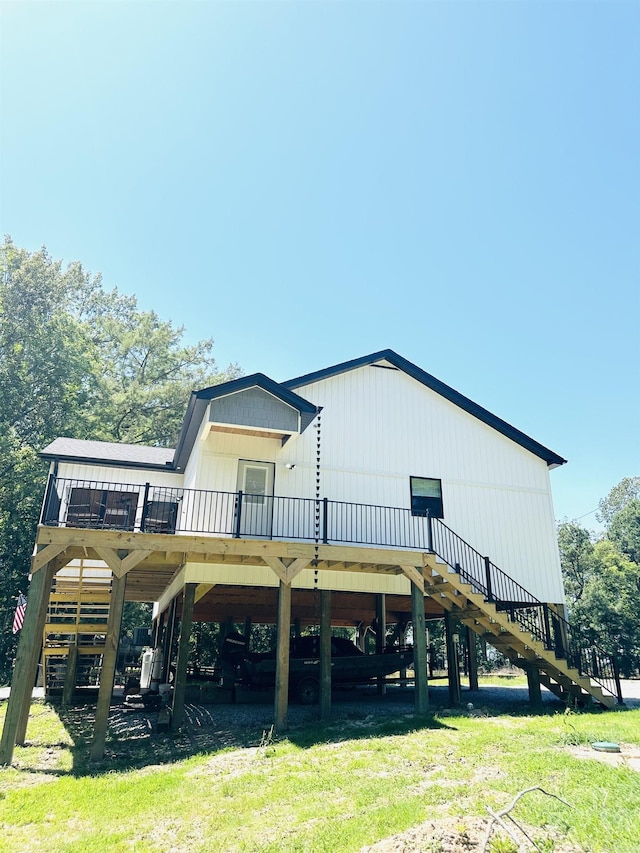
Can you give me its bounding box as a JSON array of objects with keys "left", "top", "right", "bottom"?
[
  {"left": 292, "top": 365, "right": 564, "bottom": 603},
  {"left": 56, "top": 461, "right": 183, "bottom": 489},
  {"left": 52, "top": 359, "right": 565, "bottom": 604},
  {"left": 184, "top": 562, "right": 412, "bottom": 595}
]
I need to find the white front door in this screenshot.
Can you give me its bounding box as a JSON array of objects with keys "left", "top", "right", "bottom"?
[{"left": 237, "top": 460, "right": 275, "bottom": 537}]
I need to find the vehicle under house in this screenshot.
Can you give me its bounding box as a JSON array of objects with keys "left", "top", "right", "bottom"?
[{"left": 0, "top": 350, "right": 623, "bottom": 764}]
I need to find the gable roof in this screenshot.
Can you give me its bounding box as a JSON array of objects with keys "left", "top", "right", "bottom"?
[
  {"left": 284, "top": 349, "right": 567, "bottom": 468},
  {"left": 40, "top": 437, "right": 175, "bottom": 470},
  {"left": 40, "top": 352, "right": 566, "bottom": 472},
  {"left": 172, "top": 373, "right": 318, "bottom": 471}
]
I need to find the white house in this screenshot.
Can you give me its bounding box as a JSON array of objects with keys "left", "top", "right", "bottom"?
[{"left": 0, "top": 350, "right": 620, "bottom": 766}]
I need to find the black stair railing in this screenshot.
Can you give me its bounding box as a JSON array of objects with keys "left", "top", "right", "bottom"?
[
  {"left": 430, "top": 516, "right": 622, "bottom": 704},
  {"left": 41, "top": 477, "right": 622, "bottom": 703}
]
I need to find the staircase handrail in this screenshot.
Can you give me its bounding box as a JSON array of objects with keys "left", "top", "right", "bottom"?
[{"left": 430, "top": 517, "right": 622, "bottom": 703}]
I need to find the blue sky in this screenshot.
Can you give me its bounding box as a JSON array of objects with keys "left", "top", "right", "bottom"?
[{"left": 1, "top": 1, "right": 638, "bottom": 530}]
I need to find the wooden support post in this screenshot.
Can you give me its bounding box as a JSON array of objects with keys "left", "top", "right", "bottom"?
[
  {"left": 171, "top": 583, "right": 196, "bottom": 731},
  {"left": 320, "top": 589, "right": 331, "bottom": 719},
  {"left": 411, "top": 570, "right": 429, "bottom": 713},
  {"left": 375, "top": 593, "right": 387, "bottom": 695},
  {"left": 526, "top": 663, "right": 542, "bottom": 709},
  {"left": 274, "top": 581, "right": 292, "bottom": 732},
  {"left": 161, "top": 599, "right": 177, "bottom": 684},
  {"left": 90, "top": 572, "right": 127, "bottom": 761},
  {"left": 152, "top": 611, "right": 164, "bottom": 649},
  {"left": 244, "top": 616, "right": 252, "bottom": 643},
  {"left": 0, "top": 560, "right": 57, "bottom": 764},
  {"left": 444, "top": 611, "right": 461, "bottom": 706},
  {"left": 61, "top": 645, "right": 79, "bottom": 708},
  {"left": 466, "top": 625, "right": 479, "bottom": 691}
]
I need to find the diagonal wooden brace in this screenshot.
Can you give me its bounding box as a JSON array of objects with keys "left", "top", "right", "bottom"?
[
  {"left": 400, "top": 564, "right": 425, "bottom": 593},
  {"left": 94, "top": 547, "right": 152, "bottom": 578},
  {"left": 264, "top": 556, "right": 311, "bottom": 585},
  {"left": 31, "top": 544, "right": 67, "bottom": 573}
]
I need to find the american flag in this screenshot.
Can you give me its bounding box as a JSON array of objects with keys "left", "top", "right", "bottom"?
[{"left": 12, "top": 593, "right": 27, "bottom": 634}]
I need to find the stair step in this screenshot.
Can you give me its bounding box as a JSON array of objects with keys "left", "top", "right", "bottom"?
[{"left": 424, "top": 552, "right": 619, "bottom": 711}]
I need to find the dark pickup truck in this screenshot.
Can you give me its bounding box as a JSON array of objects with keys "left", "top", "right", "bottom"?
[{"left": 218, "top": 633, "right": 414, "bottom": 704}]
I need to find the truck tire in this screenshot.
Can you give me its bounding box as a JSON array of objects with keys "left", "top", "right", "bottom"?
[{"left": 296, "top": 677, "right": 320, "bottom": 705}]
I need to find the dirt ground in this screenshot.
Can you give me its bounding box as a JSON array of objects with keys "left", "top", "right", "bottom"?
[{"left": 358, "top": 814, "right": 587, "bottom": 853}]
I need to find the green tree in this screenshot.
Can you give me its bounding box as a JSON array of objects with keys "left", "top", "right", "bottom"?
[
  {"left": 597, "top": 476, "right": 640, "bottom": 525},
  {"left": 573, "top": 541, "right": 640, "bottom": 677},
  {"left": 558, "top": 518, "right": 640, "bottom": 678},
  {"left": 88, "top": 305, "right": 239, "bottom": 447},
  {"left": 0, "top": 237, "right": 240, "bottom": 680},
  {"left": 0, "top": 240, "right": 99, "bottom": 676},
  {"left": 557, "top": 521, "right": 596, "bottom": 604},
  {"left": 608, "top": 499, "right": 640, "bottom": 564}
]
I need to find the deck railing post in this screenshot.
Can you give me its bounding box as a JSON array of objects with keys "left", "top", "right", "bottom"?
[
  {"left": 542, "top": 604, "right": 552, "bottom": 649},
  {"left": 612, "top": 654, "right": 624, "bottom": 705},
  {"left": 234, "top": 491, "right": 243, "bottom": 538},
  {"left": 484, "top": 557, "right": 493, "bottom": 602},
  {"left": 39, "top": 473, "right": 55, "bottom": 525},
  {"left": 426, "top": 512, "right": 433, "bottom": 552},
  {"left": 322, "top": 497, "right": 329, "bottom": 544},
  {"left": 140, "top": 482, "right": 151, "bottom": 532},
  {"left": 552, "top": 612, "right": 565, "bottom": 659}
]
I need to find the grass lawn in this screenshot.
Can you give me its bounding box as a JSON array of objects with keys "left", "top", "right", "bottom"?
[{"left": 0, "top": 698, "right": 638, "bottom": 852}]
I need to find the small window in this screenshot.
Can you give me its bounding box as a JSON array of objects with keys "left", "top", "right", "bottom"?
[{"left": 410, "top": 477, "right": 443, "bottom": 518}]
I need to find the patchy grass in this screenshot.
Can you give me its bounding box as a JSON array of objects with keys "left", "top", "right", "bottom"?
[{"left": 0, "top": 700, "right": 638, "bottom": 852}]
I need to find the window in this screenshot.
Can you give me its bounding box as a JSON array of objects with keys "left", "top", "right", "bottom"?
[{"left": 410, "top": 477, "right": 444, "bottom": 518}]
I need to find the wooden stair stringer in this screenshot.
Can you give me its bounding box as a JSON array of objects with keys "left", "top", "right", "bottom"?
[{"left": 421, "top": 558, "right": 615, "bottom": 708}]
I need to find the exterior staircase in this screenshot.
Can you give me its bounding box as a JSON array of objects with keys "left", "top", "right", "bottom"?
[
  {"left": 42, "top": 560, "right": 112, "bottom": 693},
  {"left": 426, "top": 518, "right": 622, "bottom": 708}
]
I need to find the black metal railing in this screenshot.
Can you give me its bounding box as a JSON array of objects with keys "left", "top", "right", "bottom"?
[
  {"left": 41, "top": 476, "right": 622, "bottom": 703},
  {"left": 430, "top": 516, "right": 622, "bottom": 704}
]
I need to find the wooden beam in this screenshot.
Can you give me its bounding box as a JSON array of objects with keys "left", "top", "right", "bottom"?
[
  {"left": 444, "top": 611, "right": 461, "bottom": 706},
  {"left": 400, "top": 564, "right": 424, "bottom": 593},
  {"left": 93, "top": 547, "right": 125, "bottom": 577},
  {"left": 0, "top": 559, "right": 58, "bottom": 763},
  {"left": 263, "top": 556, "right": 311, "bottom": 585},
  {"left": 161, "top": 599, "right": 177, "bottom": 684},
  {"left": 320, "top": 590, "right": 331, "bottom": 719},
  {"left": 194, "top": 583, "right": 215, "bottom": 604},
  {"left": 94, "top": 547, "right": 153, "bottom": 578},
  {"left": 376, "top": 593, "right": 387, "bottom": 696},
  {"left": 121, "top": 549, "right": 153, "bottom": 574},
  {"left": 263, "top": 556, "right": 288, "bottom": 584},
  {"left": 466, "top": 625, "right": 479, "bottom": 691},
  {"left": 285, "top": 558, "right": 311, "bottom": 583},
  {"left": 526, "top": 663, "right": 542, "bottom": 709},
  {"left": 61, "top": 646, "right": 78, "bottom": 708},
  {"left": 31, "top": 544, "right": 67, "bottom": 573},
  {"left": 171, "top": 584, "right": 196, "bottom": 730},
  {"left": 35, "top": 525, "right": 432, "bottom": 570},
  {"left": 411, "top": 569, "right": 429, "bottom": 713},
  {"left": 274, "top": 581, "right": 292, "bottom": 732},
  {"left": 90, "top": 573, "right": 127, "bottom": 761},
  {"left": 156, "top": 565, "right": 187, "bottom": 614}
]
